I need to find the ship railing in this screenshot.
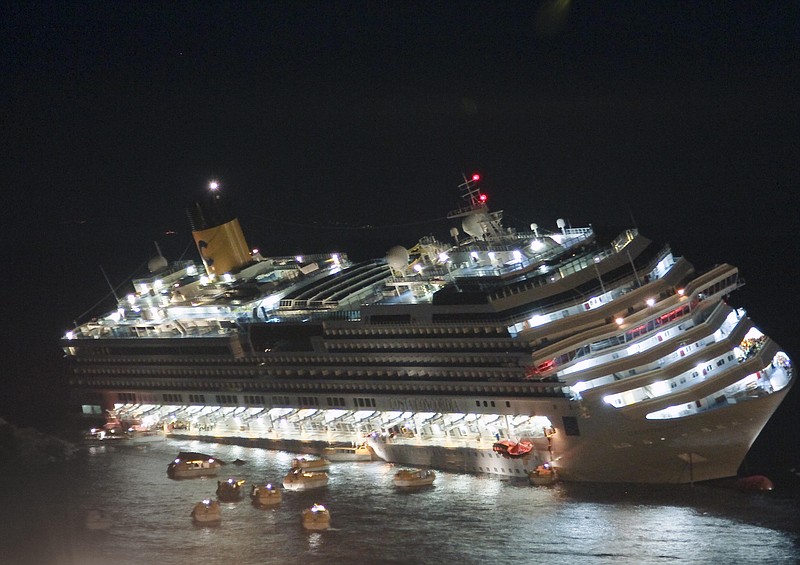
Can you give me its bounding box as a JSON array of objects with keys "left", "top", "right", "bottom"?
[
  {"left": 387, "top": 266, "right": 450, "bottom": 282},
  {"left": 493, "top": 240, "right": 669, "bottom": 303},
  {"left": 611, "top": 229, "right": 638, "bottom": 252},
  {"left": 504, "top": 244, "right": 674, "bottom": 329},
  {"left": 565, "top": 226, "right": 594, "bottom": 236},
  {"left": 456, "top": 227, "right": 592, "bottom": 257},
  {"left": 131, "top": 260, "right": 196, "bottom": 285},
  {"left": 265, "top": 310, "right": 361, "bottom": 323}
]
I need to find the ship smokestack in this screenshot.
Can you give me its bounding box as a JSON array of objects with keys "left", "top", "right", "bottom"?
[{"left": 186, "top": 182, "right": 251, "bottom": 277}]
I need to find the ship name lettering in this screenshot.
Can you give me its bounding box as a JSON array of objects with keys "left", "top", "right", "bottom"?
[{"left": 387, "top": 397, "right": 457, "bottom": 412}]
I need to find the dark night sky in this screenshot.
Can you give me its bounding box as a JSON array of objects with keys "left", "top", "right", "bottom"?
[{"left": 3, "top": 2, "right": 798, "bottom": 464}]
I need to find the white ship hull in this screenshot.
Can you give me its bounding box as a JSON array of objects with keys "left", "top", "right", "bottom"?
[{"left": 368, "top": 386, "right": 791, "bottom": 483}]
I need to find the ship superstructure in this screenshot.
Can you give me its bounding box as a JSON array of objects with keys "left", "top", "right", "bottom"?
[{"left": 63, "top": 176, "right": 793, "bottom": 483}]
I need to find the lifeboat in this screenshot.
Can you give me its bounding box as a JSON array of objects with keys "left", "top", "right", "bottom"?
[
  {"left": 528, "top": 463, "right": 559, "bottom": 486},
  {"left": 250, "top": 482, "right": 282, "bottom": 506},
  {"left": 216, "top": 477, "right": 246, "bottom": 502},
  {"left": 167, "top": 452, "right": 222, "bottom": 479},
  {"left": 322, "top": 443, "right": 373, "bottom": 462},
  {"left": 283, "top": 469, "right": 329, "bottom": 491},
  {"left": 291, "top": 456, "right": 331, "bottom": 472},
  {"left": 301, "top": 504, "right": 331, "bottom": 530},
  {"left": 191, "top": 499, "right": 221, "bottom": 525},
  {"left": 492, "top": 440, "right": 533, "bottom": 458},
  {"left": 392, "top": 469, "right": 436, "bottom": 488},
  {"left": 735, "top": 475, "right": 774, "bottom": 492}
]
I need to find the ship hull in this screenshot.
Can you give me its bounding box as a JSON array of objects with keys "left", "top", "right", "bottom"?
[{"left": 369, "top": 385, "right": 791, "bottom": 483}]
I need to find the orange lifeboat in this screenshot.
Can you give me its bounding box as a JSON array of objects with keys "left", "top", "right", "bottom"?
[{"left": 492, "top": 440, "right": 533, "bottom": 458}]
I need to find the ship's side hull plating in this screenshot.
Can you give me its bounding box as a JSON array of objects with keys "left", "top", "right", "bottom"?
[{"left": 368, "top": 386, "right": 791, "bottom": 483}]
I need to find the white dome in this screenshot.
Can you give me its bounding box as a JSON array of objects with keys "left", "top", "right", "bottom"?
[
  {"left": 148, "top": 255, "right": 168, "bottom": 273},
  {"left": 462, "top": 213, "right": 484, "bottom": 238},
  {"left": 386, "top": 246, "right": 410, "bottom": 271}
]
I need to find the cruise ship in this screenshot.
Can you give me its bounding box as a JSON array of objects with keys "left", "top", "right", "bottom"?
[{"left": 63, "top": 176, "right": 794, "bottom": 483}]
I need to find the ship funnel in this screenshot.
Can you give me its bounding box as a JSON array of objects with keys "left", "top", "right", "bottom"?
[{"left": 186, "top": 183, "right": 252, "bottom": 277}]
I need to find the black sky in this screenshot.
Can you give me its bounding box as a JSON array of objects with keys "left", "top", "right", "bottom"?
[{"left": 2, "top": 2, "right": 798, "bottom": 464}]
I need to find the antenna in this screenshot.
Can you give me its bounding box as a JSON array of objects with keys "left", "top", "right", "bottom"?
[
  {"left": 99, "top": 265, "right": 120, "bottom": 302},
  {"left": 447, "top": 173, "right": 485, "bottom": 218},
  {"left": 626, "top": 202, "right": 638, "bottom": 230}
]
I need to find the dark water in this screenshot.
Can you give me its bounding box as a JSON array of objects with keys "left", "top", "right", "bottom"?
[{"left": 2, "top": 439, "right": 798, "bottom": 565}]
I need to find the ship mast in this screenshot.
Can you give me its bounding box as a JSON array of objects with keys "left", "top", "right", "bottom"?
[{"left": 446, "top": 173, "right": 506, "bottom": 241}]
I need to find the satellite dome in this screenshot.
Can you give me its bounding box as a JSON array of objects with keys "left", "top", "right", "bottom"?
[
  {"left": 386, "top": 246, "right": 410, "bottom": 271},
  {"left": 148, "top": 255, "right": 169, "bottom": 273},
  {"left": 462, "top": 213, "right": 484, "bottom": 238}
]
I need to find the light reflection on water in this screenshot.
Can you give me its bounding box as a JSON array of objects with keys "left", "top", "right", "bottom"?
[{"left": 2, "top": 439, "right": 798, "bottom": 565}]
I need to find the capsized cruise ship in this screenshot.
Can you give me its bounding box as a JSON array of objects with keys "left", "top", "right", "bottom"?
[{"left": 63, "top": 176, "right": 794, "bottom": 483}]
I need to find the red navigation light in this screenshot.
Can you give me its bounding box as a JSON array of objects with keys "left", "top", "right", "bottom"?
[
  {"left": 472, "top": 173, "right": 480, "bottom": 181},
  {"left": 479, "top": 193, "right": 487, "bottom": 203}
]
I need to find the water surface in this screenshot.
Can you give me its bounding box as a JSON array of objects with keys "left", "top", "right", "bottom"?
[{"left": 3, "top": 439, "right": 798, "bottom": 564}]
